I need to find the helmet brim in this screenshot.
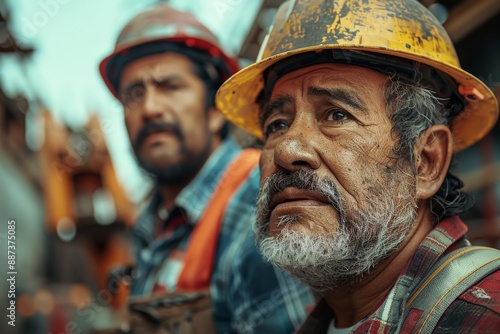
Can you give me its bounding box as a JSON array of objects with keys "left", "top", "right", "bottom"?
[
  {"left": 216, "top": 45, "right": 498, "bottom": 152},
  {"left": 100, "top": 36, "right": 240, "bottom": 99}
]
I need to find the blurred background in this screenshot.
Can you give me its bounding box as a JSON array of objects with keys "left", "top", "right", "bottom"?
[{"left": 0, "top": 0, "right": 499, "bottom": 333}]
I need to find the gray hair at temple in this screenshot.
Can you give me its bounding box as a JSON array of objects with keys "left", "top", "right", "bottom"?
[{"left": 385, "top": 75, "right": 472, "bottom": 221}]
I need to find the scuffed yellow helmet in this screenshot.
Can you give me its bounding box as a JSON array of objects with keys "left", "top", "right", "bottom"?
[{"left": 216, "top": 0, "right": 498, "bottom": 152}]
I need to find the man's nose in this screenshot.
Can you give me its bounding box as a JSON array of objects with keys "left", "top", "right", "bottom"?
[
  {"left": 141, "top": 86, "right": 165, "bottom": 121},
  {"left": 273, "top": 118, "right": 321, "bottom": 172}
]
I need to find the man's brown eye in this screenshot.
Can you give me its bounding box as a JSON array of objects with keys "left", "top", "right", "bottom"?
[
  {"left": 326, "top": 110, "right": 350, "bottom": 122},
  {"left": 333, "top": 112, "right": 346, "bottom": 120},
  {"left": 264, "top": 120, "right": 289, "bottom": 138},
  {"left": 120, "top": 86, "right": 145, "bottom": 107}
]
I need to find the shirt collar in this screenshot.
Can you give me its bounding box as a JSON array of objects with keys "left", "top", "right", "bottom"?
[
  {"left": 132, "top": 138, "right": 241, "bottom": 243},
  {"left": 175, "top": 138, "right": 240, "bottom": 224}
]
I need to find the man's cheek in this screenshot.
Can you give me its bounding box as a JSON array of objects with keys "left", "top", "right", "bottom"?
[{"left": 259, "top": 151, "right": 275, "bottom": 182}]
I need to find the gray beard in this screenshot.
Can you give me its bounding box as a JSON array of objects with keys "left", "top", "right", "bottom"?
[{"left": 255, "top": 169, "right": 417, "bottom": 292}]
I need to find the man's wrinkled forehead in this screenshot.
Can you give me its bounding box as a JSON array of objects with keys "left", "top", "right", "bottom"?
[
  {"left": 260, "top": 49, "right": 465, "bottom": 119},
  {"left": 259, "top": 63, "right": 382, "bottom": 128},
  {"left": 267, "top": 62, "right": 384, "bottom": 95}
]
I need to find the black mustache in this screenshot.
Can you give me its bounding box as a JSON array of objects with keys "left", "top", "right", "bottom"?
[{"left": 134, "top": 122, "right": 184, "bottom": 149}]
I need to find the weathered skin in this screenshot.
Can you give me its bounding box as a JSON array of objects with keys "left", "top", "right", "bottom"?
[{"left": 216, "top": 0, "right": 498, "bottom": 152}]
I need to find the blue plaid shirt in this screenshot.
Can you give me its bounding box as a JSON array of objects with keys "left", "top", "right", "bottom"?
[{"left": 130, "top": 138, "right": 315, "bottom": 333}]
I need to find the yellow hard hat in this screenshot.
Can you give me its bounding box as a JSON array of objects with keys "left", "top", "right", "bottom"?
[{"left": 216, "top": 0, "right": 498, "bottom": 152}]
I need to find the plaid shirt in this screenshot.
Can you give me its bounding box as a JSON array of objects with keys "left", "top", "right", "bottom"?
[
  {"left": 212, "top": 214, "right": 317, "bottom": 334},
  {"left": 297, "top": 216, "right": 500, "bottom": 334},
  {"left": 130, "top": 138, "right": 315, "bottom": 333}
]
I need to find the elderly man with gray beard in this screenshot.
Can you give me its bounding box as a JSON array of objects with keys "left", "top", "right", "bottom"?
[{"left": 215, "top": 0, "right": 500, "bottom": 333}]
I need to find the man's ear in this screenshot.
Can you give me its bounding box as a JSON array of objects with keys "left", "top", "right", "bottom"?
[
  {"left": 414, "top": 124, "right": 453, "bottom": 200},
  {"left": 207, "top": 107, "right": 227, "bottom": 135}
]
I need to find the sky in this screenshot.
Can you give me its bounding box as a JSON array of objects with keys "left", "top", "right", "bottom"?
[{"left": 0, "top": 0, "right": 262, "bottom": 201}]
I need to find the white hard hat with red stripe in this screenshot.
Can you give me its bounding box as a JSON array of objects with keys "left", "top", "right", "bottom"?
[{"left": 100, "top": 3, "right": 239, "bottom": 99}]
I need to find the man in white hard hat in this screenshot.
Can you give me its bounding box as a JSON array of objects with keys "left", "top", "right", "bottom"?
[{"left": 100, "top": 4, "right": 314, "bottom": 333}]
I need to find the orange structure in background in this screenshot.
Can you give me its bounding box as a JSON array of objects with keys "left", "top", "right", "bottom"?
[{"left": 39, "top": 110, "right": 136, "bottom": 311}]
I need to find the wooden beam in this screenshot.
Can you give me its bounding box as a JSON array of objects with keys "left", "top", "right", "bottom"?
[
  {"left": 444, "top": 0, "right": 500, "bottom": 43},
  {"left": 238, "top": 16, "right": 264, "bottom": 59},
  {"left": 238, "top": 0, "right": 286, "bottom": 60}
]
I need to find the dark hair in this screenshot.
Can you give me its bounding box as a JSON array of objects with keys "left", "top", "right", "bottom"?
[
  {"left": 187, "top": 52, "right": 230, "bottom": 139},
  {"left": 385, "top": 76, "right": 473, "bottom": 221}
]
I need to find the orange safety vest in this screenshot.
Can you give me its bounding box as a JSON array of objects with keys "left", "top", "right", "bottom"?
[{"left": 176, "top": 148, "right": 260, "bottom": 291}]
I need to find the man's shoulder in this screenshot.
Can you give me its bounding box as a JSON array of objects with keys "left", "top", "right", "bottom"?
[
  {"left": 435, "top": 269, "right": 500, "bottom": 333},
  {"left": 220, "top": 147, "right": 261, "bottom": 216},
  {"left": 227, "top": 165, "right": 260, "bottom": 202},
  {"left": 458, "top": 268, "right": 500, "bottom": 314},
  {"left": 402, "top": 245, "right": 500, "bottom": 333}
]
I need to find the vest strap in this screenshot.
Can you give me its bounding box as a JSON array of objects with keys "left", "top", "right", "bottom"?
[
  {"left": 404, "top": 246, "right": 500, "bottom": 333},
  {"left": 176, "top": 149, "right": 260, "bottom": 291}
]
